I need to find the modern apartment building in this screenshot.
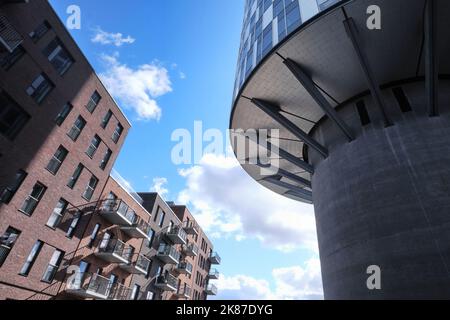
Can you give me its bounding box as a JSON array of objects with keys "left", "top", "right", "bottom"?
[
  {"left": 0, "top": 0, "right": 219, "bottom": 300},
  {"left": 230, "top": 0, "right": 450, "bottom": 299}
]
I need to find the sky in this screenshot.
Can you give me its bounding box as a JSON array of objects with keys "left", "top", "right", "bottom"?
[{"left": 49, "top": 0, "right": 323, "bottom": 300}]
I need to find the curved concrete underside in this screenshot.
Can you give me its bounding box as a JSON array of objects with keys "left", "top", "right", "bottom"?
[{"left": 230, "top": 0, "right": 450, "bottom": 203}]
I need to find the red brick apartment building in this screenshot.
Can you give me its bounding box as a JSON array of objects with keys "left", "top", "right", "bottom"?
[{"left": 0, "top": 0, "right": 220, "bottom": 300}]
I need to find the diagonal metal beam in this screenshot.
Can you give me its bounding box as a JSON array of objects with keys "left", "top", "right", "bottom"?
[
  {"left": 425, "top": 0, "right": 439, "bottom": 117},
  {"left": 251, "top": 98, "right": 328, "bottom": 158},
  {"left": 343, "top": 17, "right": 393, "bottom": 127},
  {"left": 284, "top": 190, "right": 314, "bottom": 204},
  {"left": 263, "top": 176, "right": 313, "bottom": 203},
  {"left": 242, "top": 131, "right": 315, "bottom": 174},
  {"left": 282, "top": 58, "right": 354, "bottom": 141},
  {"left": 277, "top": 168, "right": 312, "bottom": 189}
]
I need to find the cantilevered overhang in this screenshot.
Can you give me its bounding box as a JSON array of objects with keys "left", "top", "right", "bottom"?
[{"left": 230, "top": 0, "right": 450, "bottom": 203}]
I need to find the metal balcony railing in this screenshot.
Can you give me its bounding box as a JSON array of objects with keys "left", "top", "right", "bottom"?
[
  {"left": 100, "top": 199, "right": 136, "bottom": 224},
  {"left": 208, "top": 268, "right": 220, "bottom": 279},
  {"left": 66, "top": 272, "right": 111, "bottom": 299},
  {"left": 176, "top": 261, "right": 193, "bottom": 275},
  {"left": 165, "top": 225, "right": 187, "bottom": 244},
  {"left": 97, "top": 239, "right": 133, "bottom": 264},
  {"left": 209, "top": 252, "right": 221, "bottom": 265},
  {"left": 0, "top": 15, "right": 23, "bottom": 53},
  {"left": 108, "top": 282, "right": 132, "bottom": 300},
  {"left": 155, "top": 273, "right": 178, "bottom": 291},
  {"left": 183, "top": 220, "right": 199, "bottom": 235},
  {"left": 177, "top": 285, "right": 192, "bottom": 298},
  {"left": 205, "top": 283, "right": 218, "bottom": 296},
  {"left": 182, "top": 242, "right": 199, "bottom": 256},
  {"left": 120, "top": 253, "right": 151, "bottom": 275},
  {"left": 157, "top": 244, "right": 180, "bottom": 264}
]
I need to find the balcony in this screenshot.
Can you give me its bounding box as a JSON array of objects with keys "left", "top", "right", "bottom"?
[
  {"left": 183, "top": 220, "right": 199, "bottom": 235},
  {"left": 100, "top": 199, "right": 137, "bottom": 226},
  {"left": 209, "top": 252, "right": 221, "bottom": 265},
  {"left": 66, "top": 272, "right": 111, "bottom": 300},
  {"left": 182, "top": 243, "right": 198, "bottom": 257},
  {"left": 154, "top": 273, "right": 178, "bottom": 292},
  {"left": 95, "top": 239, "right": 133, "bottom": 264},
  {"left": 119, "top": 253, "right": 151, "bottom": 275},
  {"left": 165, "top": 225, "right": 187, "bottom": 245},
  {"left": 208, "top": 268, "right": 220, "bottom": 280},
  {"left": 156, "top": 244, "right": 180, "bottom": 265},
  {"left": 205, "top": 284, "right": 218, "bottom": 296},
  {"left": 175, "top": 285, "right": 192, "bottom": 299},
  {"left": 121, "top": 216, "right": 151, "bottom": 240},
  {"left": 0, "top": 15, "right": 23, "bottom": 53},
  {"left": 108, "top": 282, "right": 132, "bottom": 300},
  {"left": 175, "top": 262, "right": 193, "bottom": 275}
]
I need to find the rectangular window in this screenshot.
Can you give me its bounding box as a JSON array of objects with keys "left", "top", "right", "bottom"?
[
  {"left": 146, "top": 291, "right": 154, "bottom": 300},
  {"left": 26, "top": 73, "right": 54, "bottom": 104},
  {"left": 82, "top": 175, "right": 98, "bottom": 201},
  {"left": 43, "top": 38, "right": 74, "bottom": 75},
  {"left": 88, "top": 223, "right": 101, "bottom": 248},
  {"left": 86, "top": 91, "right": 101, "bottom": 113},
  {"left": 262, "top": 24, "right": 273, "bottom": 56},
  {"left": 67, "top": 164, "right": 83, "bottom": 189},
  {"left": 29, "top": 21, "right": 51, "bottom": 42},
  {"left": 101, "top": 110, "right": 113, "bottom": 129},
  {"left": 46, "top": 199, "right": 69, "bottom": 229},
  {"left": 54, "top": 103, "right": 73, "bottom": 126},
  {"left": 99, "top": 149, "right": 112, "bottom": 170},
  {"left": 86, "top": 135, "right": 101, "bottom": 158},
  {"left": 0, "top": 91, "right": 30, "bottom": 140},
  {"left": 0, "top": 45, "right": 25, "bottom": 70},
  {"left": 356, "top": 100, "right": 371, "bottom": 126},
  {"left": 131, "top": 284, "right": 141, "bottom": 300},
  {"left": 41, "top": 249, "right": 64, "bottom": 283},
  {"left": 0, "top": 227, "right": 21, "bottom": 267},
  {"left": 158, "top": 210, "right": 165, "bottom": 227},
  {"left": 20, "top": 240, "right": 43, "bottom": 276},
  {"left": 112, "top": 123, "right": 124, "bottom": 143},
  {"left": 20, "top": 182, "right": 46, "bottom": 216},
  {"left": 0, "top": 169, "right": 27, "bottom": 204},
  {"left": 46, "top": 145, "right": 68, "bottom": 175},
  {"left": 66, "top": 211, "right": 81, "bottom": 238},
  {"left": 67, "top": 116, "right": 86, "bottom": 141},
  {"left": 147, "top": 228, "right": 155, "bottom": 248},
  {"left": 286, "top": 1, "right": 301, "bottom": 34}
]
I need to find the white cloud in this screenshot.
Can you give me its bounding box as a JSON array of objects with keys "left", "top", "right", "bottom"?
[
  {"left": 212, "top": 258, "right": 323, "bottom": 300},
  {"left": 179, "top": 72, "right": 186, "bottom": 80},
  {"left": 99, "top": 53, "right": 172, "bottom": 121},
  {"left": 151, "top": 177, "right": 169, "bottom": 196},
  {"left": 176, "top": 152, "right": 318, "bottom": 253},
  {"left": 91, "top": 27, "right": 135, "bottom": 47}
]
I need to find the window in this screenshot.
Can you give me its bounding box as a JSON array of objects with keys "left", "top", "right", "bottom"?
[
  {"left": 0, "top": 45, "right": 25, "bottom": 70},
  {"left": 86, "top": 91, "right": 101, "bottom": 113},
  {"left": 356, "top": 100, "right": 371, "bottom": 126},
  {"left": 82, "top": 175, "right": 98, "bottom": 201},
  {"left": 20, "top": 240, "right": 43, "bottom": 276},
  {"left": 46, "top": 199, "right": 69, "bottom": 228},
  {"left": 66, "top": 211, "right": 81, "bottom": 238},
  {"left": 0, "top": 169, "right": 27, "bottom": 204},
  {"left": 393, "top": 87, "right": 412, "bottom": 113},
  {"left": 88, "top": 224, "right": 101, "bottom": 248},
  {"left": 158, "top": 210, "right": 165, "bottom": 227},
  {"left": 286, "top": 1, "right": 301, "bottom": 34},
  {"left": 20, "top": 182, "right": 46, "bottom": 216},
  {"left": 147, "top": 228, "right": 155, "bottom": 248},
  {"left": 112, "top": 123, "right": 124, "bottom": 143},
  {"left": 67, "top": 164, "right": 83, "bottom": 189},
  {"left": 146, "top": 291, "right": 154, "bottom": 300},
  {"left": 131, "top": 284, "right": 141, "bottom": 300},
  {"left": 29, "top": 21, "right": 51, "bottom": 42},
  {"left": 26, "top": 73, "right": 54, "bottom": 104},
  {"left": 67, "top": 116, "right": 86, "bottom": 141},
  {"left": 43, "top": 38, "right": 74, "bottom": 75},
  {"left": 42, "top": 249, "right": 64, "bottom": 283},
  {"left": 86, "top": 135, "right": 101, "bottom": 158},
  {"left": 101, "top": 110, "right": 113, "bottom": 129},
  {"left": 54, "top": 103, "right": 73, "bottom": 126},
  {"left": 262, "top": 24, "right": 272, "bottom": 56},
  {"left": 0, "top": 227, "right": 21, "bottom": 267},
  {"left": 100, "top": 149, "right": 112, "bottom": 170},
  {"left": 46, "top": 145, "right": 68, "bottom": 175},
  {"left": 0, "top": 91, "right": 30, "bottom": 140}
]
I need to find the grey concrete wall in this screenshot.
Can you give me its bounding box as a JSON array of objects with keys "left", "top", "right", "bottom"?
[{"left": 310, "top": 83, "right": 450, "bottom": 299}]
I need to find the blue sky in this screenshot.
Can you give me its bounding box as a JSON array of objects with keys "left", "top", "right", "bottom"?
[{"left": 50, "top": 0, "right": 322, "bottom": 300}]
